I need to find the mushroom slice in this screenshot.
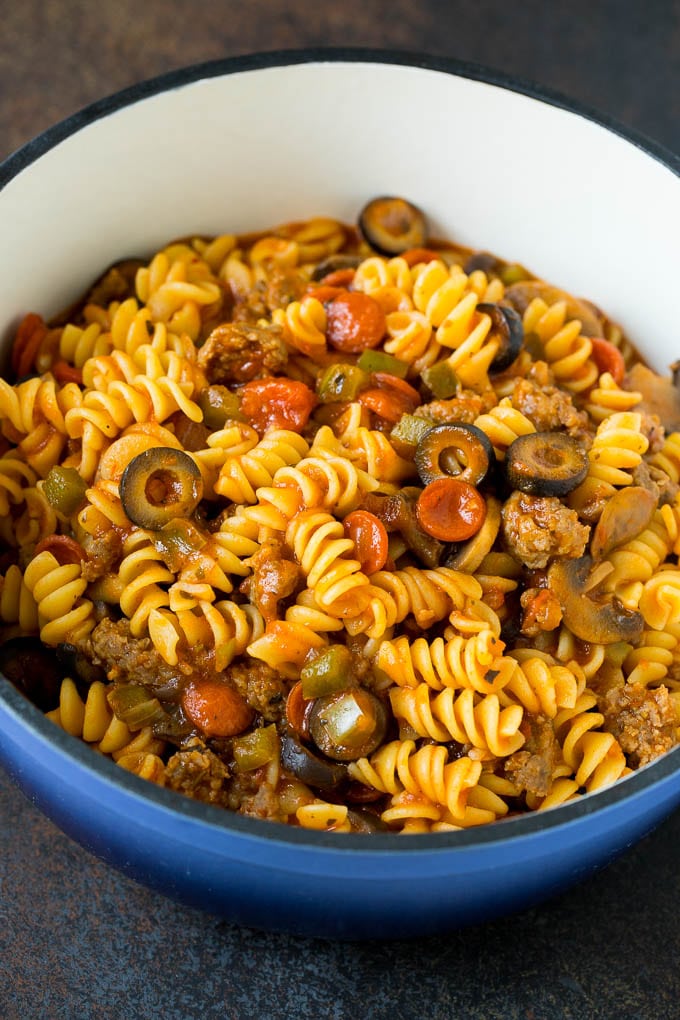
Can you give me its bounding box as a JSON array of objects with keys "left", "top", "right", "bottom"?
[
  {"left": 446, "top": 496, "right": 502, "bottom": 573},
  {"left": 547, "top": 555, "right": 643, "bottom": 645},
  {"left": 590, "top": 486, "right": 657, "bottom": 560},
  {"left": 626, "top": 362, "right": 680, "bottom": 434}
]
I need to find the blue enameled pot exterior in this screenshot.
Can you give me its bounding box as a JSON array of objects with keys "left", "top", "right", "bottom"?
[{"left": 3, "top": 678, "right": 680, "bottom": 939}]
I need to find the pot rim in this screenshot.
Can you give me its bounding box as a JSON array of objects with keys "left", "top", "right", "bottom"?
[{"left": 2, "top": 47, "right": 678, "bottom": 183}]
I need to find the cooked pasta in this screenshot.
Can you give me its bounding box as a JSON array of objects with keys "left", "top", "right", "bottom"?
[{"left": 1, "top": 196, "right": 678, "bottom": 834}]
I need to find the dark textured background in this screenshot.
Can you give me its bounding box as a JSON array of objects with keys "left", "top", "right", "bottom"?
[{"left": 1, "top": 2, "right": 680, "bottom": 1018}]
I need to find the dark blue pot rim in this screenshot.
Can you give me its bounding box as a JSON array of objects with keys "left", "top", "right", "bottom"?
[{"left": 1, "top": 47, "right": 679, "bottom": 854}]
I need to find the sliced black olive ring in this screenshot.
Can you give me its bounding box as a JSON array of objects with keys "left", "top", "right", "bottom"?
[
  {"left": 476, "top": 302, "right": 524, "bottom": 373},
  {"left": 120, "top": 446, "right": 204, "bottom": 530},
  {"left": 358, "top": 196, "right": 427, "bottom": 256},
  {"left": 310, "top": 253, "right": 364, "bottom": 281},
  {"left": 505, "top": 432, "right": 588, "bottom": 497},
  {"left": 280, "top": 730, "right": 346, "bottom": 790},
  {"left": 414, "top": 422, "right": 494, "bottom": 487},
  {"left": 0, "top": 636, "right": 65, "bottom": 711}
]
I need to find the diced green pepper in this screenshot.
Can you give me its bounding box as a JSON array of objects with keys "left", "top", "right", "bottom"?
[
  {"left": 301, "top": 644, "right": 354, "bottom": 699},
  {"left": 387, "top": 533, "right": 408, "bottom": 564},
  {"left": 421, "top": 361, "right": 459, "bottom": 399},
  {"left": 198, "top": 385, "right": 244, "bottom": 429},
  {"left": 357, "top": 350, "right": 409, "bottom": 378},
  {"left": 233, "top": 724, "right": 279, "bottom": 772},
  {"left": 43, "top": 466, "right": 88, "bottom": 516},
  {"left": 152, "top": 518, "right": 207, "bottom": 571},
  {"left": 499, "top": 263, "right": 531, "bottom": 286},
  {"left": 317, "top": 364, "right": 369, "bottom": 403},
  {"left": 390, "top": 413, "right": 433, "bottom": 449},
  {"left": 107, "top": 683, "right": 166, "bottom": 730}
]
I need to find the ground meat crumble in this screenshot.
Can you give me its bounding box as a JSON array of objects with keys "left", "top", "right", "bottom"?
[
  {"left": 600, "top": 683, "right": 676, "bottom": 768},
  {"left": 501, "top": 491, "right": 590, "bottom": 569},
  {"left": 164, "top": 740, "right": 232, "bottom": 807},
  {"left": 197, "top": 321, "right": 288, "bottom": 384},
  {"left": 504, "top": 715, "right": 559, "bottom": 798},
  {"left": 511, "top": 377, "right": 590, "bottom": 438}
]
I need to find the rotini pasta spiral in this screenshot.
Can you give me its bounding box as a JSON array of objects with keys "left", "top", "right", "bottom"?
[
  {"left": 623, "top": 629, "right": 678, "bottom": 689},
  {"left": 583, "top": 372, "right": 641, "bottom": 423},
  {"left": 376, "top": 629, "right": 514, "bottom": 694},
  {"left": 638, "top": 568, "right": 680, "bottom": 632},
  {"left": 118, "top": 530, "right": 174, "bottom": 636},
  {"left": 46, "top": 677, "right": 166, "bottom": 782},
  {"left": 285, "top": 509, "right": 371, "bottom": 616},
  {"left": 501, "top": 656, "right": 584, "bottom": 718},
  {"left": 410, "top": 261, "right": 500, "bottom": 387},
  {"left": 59, "top": 320, "right": 112, "bottom": 367},
  {"left": 272, "top": 296, "right": 327, "bottom": 355},
  {"left": 473, "top": 398, "right": 535, "bottom": 459},
  {"left": 272, "top": 449, "right": 379, "bottom": 519},
  {"left": 553, "top": 692, "right": 629, "bottom": 793},
  {"left": 0, "top": 454, "right": 38, "bottom": 516},
  {"left": 522, "top": 297, "right": 597, "bottom": 393},
  {"left": 0, "top": 564, "right": 39, "bottom": 631},
  {"left": 135, "top": 248, "right": 222, "bottom": 341},
  {"left": 353, "top": 254, "right": 414, "bottom": 296},
  {"left": 603, "top": 507, "right": 677, "bottom": 601},
  {"left": 23, "top": 550, "right": 95, "bottom": 645},
  {"left": 568, "top": 411, "right": 649, "bottom": 522},
  {"left": 215, "top": 430, "right": 309, "bottom": 504},
  {"left": 348, "top": 739, "right": 482, "bottom": 824},
  {"left": 649, "top": 431, "right": 680, "bottom": 484},
  {"left": 149, "top": 599, "right": 265, "bottom": 670},
  {"left": 390, "top": 684, "right": 525, "bottom": 757}
]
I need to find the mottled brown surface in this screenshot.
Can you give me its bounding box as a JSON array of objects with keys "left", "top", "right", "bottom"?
[{"left": 2, "top": 2, "right": 680, "bottom": 1017}]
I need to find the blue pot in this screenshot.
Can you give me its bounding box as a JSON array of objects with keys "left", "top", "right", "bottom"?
[{"left": 1, "top": 51, "right": 679, "bottom": 939}]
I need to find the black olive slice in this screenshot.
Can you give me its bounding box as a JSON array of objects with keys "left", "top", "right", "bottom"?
[
  {"left": 56, "top": 642, "right": 107, "bottom": 687},
  {"left": 358, "top": 197, "right": 427, "bottom": 256},
  {"left": 464, "top": 251, "right": 501, "bottom": 275},
  {"left": 0, "top": 637, "right": 65, "bottom": 711},
  {"left": 308, "top": 689, "right": 388, "bottom": 762},
  {"left": 310, "top": 254, "right": 363, "bottom": 281},
  {"left": 280, "top": 731, "right": 346, "bottom": 790},
  {"left": 505, "top": 433, "right": 588, "bottom": 497},
  {"left": 415, "top": 422, "right": 494, "bottom": 487},
  {"left": 476, "top": 303, "right": 524, "bottom": 373},
  {"left": 346, "top": 808, "right": 390, "bottom": 833},
  {"left": 120, "top": 447, "right": 204, "bottom": 530}
]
